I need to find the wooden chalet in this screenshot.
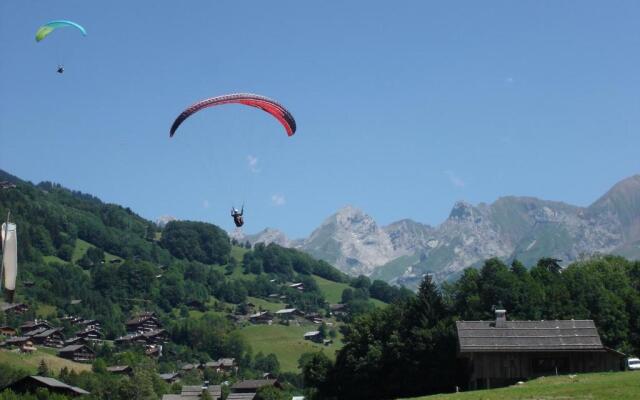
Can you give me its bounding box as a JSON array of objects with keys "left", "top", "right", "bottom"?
[
  {"left": 249, "top": 311, "right": 273, "bottom": 325},
  {"left": 142, "top": 328, "right": 168, "bottom": 344},
  {"left": 180, "top": 362, "right": 200, "bottom": 373},
  {"left": 31, "top": 327, "right": 65, "bottom": 348},
  {"left": 161, "top": 384, "right": 221, "bottom": 400},
  {"left": 456, "top": 309, "right": 625, "bottom": 390},
  {"left": 7, "top": 376, "right": 89, "bottom": 396},
  {"left": 58, "top": 344, "right": 96, "bottom": 363},
  {"left": 231, "top": 379, "right": 281, "bottom": 394},
  {"left": 204, "top": 357, "right": 238, "bottom": 373},
  {"left": 76, "top": 319, "right": 101, "bottom": 329},
  {"left": 304, "top": 331, "right": 322, "bottom": 343},
  {"left": 1, "top": 302, "right": 29, "bottom": 315},
  {"left": 0, "top": 326, "right": 17, "bottom": 336},
  {"left": 76, "top": 327, "right": 104, "bottom": 341},
  {"left": 125, "top": 312, "right": 162, "bottom": 332},
  {"left": 275, "top": 308, "right": 304, "bottom": 320},
  {"left": 64, "top": 336, "right": 87, "bottom": 346},
  {"left": 19, "top": 319, "right": 52, "bottom": 335},
  {"left": 145, "top": 344, "right": 162, "bottom": 358},
  {"left": 1, "top": 336, "right": 30, "bottom": 348},
  {"left": 329, "top": 303, "right": 347, "bottom": 317},
  {"left": 289, "top": 282, "right": 304, "bottom": 291},
  {"left": 114, "top": 332, "right": 145, "bottom": 345},
  {"left": 158, "top": 372, "right": 180, "bottom": 383},
  {"left": 106, "top": 365, "right": 133, "bottom": 375}
]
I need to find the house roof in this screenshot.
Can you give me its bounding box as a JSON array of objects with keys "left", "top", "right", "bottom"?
[
  {"left": 456, "top": 319, "right": 606, "bottom": 353},
  {"left": 249, "top": 311, "right": 271, "bottom": 318},
  {"left": 227, "top": 394, "right": 256, "bottom": 400},
  {"left": 1, "top": 302, "right": 27, "bottom": 312},
  {"left": 106, "top": 365, "right": 131, "bottom": 372},
  {"left": 158, "top": 372, "right": 180, "bottom": 380},
  {"left": 231, "top": 379, "right": 278, "bottom": 391},
  {"left": 275, "top": 308, "right": 297, "bottom": 314},
  {"left": 20, "top": 320, "right": 50, "bottom": 329},
  {"left": 59, "top": 344, "right": 93, "bottom": 353},
  {"left": 205, "top": 357, "right": 236, "bottom": 367},
  {"left": 125, "top": 312, "right": 158, "bottom": 325},
  {"left": 2, "top": 336, "right": 30, "bottom": 344},
  {"left": 26, "top": 376, "right": 90, "bottom": 395},
  {"left": 164, "top": 385, "right": 221, "bottom": 400},
  {"left": 33, "top": 328, "right": 63, "bottom": 338}
]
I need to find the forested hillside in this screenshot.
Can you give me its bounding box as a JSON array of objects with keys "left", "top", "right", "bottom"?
[{"left": 0, "top": 170, "right": 405, "bottom": 399}]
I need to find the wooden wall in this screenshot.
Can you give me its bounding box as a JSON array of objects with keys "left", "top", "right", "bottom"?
[{"left": 462, "top": 350, "right": 624, "bottom": 389}]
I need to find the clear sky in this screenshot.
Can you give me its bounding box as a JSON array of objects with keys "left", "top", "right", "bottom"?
[{"left": 1, "top": 1, "right": 639, "bottom": 238}]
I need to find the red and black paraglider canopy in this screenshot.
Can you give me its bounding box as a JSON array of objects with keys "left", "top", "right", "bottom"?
[{"left": 170, "top": 93, "right": 296, "bottom": 137}]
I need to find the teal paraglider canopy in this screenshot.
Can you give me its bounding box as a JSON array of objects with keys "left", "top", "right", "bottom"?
[{"left": 35, "top": 20, "right": 87, "bottom": 42}]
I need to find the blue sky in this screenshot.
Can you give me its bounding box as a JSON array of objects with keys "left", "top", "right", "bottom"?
[{"left": 1, "top": 1, "right": 639, "bottom": 237}]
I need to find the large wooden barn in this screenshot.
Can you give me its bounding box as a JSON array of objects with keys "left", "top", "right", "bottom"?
[{"left": 456, "top": 309, "right": 625, "bottom": 390}]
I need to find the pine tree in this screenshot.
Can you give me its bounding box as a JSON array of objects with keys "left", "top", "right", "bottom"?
[{"left": 37, "top": 359, "right": 49, "bottom": 377}]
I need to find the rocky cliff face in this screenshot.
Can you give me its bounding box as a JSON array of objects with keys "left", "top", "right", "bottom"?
[
  {"left": 241, "top": 175, "right": 640, "bottom": 286},
  {"left": 300, "top": 206, "right": 399, "bottom": 276}
]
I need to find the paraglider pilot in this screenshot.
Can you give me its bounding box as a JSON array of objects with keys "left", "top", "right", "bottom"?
[
  {"left": 57, "top": 65, "right": 64, "bottom": 74},
  {"left": 231, "top": 206, "right": 244, "bottom": 228}
]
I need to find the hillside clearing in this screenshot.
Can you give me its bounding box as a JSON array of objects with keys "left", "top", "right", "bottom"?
[
  {"left": 0, "top": 348, "right": 92, "bottom": 374},
  {"left": 240, "top": 323, "right": 342, "bottom": 372}
]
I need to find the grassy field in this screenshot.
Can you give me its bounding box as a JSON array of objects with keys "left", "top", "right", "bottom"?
[
  {"left": 73, "top": 239, "right": 121, "bottom": 264},
  {"left": 313, "top": 275, "right": 387, "bottom": 308},
  {"left": 35, "top": 304, "right": 57, "bottom": 318},
  {"left": 313, "top": 275, "right": 349, "bottom": 304},
  {"left": 0, "top": 348, "right": 92, "bottom": 374},
  {"left": 43, "top": 255, "right": 68, "bottom": 264},
  {"left": 404, "top": 372, "right": 640, "bottom": 400},
  {"left": 247, "top": 296, "right": 287, "bottom": 312},
  {"left": 240, "top": 323, "right": 342, "bottom": 372}
]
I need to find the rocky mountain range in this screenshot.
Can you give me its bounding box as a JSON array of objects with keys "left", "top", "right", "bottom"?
[{"left": 238, "top": 175, "right": 640, "bottom": 288}]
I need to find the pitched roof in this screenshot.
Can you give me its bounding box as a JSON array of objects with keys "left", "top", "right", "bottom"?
[
  {"left": 33, "top": 328, "right": 63, "bottom": 338},
  {"left": 27, "top": 376, "right": 90, "bottom": 395},
  {"left": 59, "top": 344, "right": 93, "bottom": 353},
  {"left": 106, "top": 365, "right": 131, "bottom": 372},
  {"left": 231, "top": 379, "right": 278, "bottom": 390},
  {"left": 1, "top": 302, "right": 27, "bottom": 312},
  {"left": 227, "top": 394, "right": 256, "bottom": 400},
  {"left": 275, "top": 308, "right": 297, "bottom": 314},
  {"left": 158, "top": 372, "right": 180, "bottom": 380},
  {"left": 456, "top": 320, "right": 606, "bottom": 353}
]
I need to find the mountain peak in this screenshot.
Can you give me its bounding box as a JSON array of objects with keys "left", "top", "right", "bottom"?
[{"left": 448, "top": 201, "right": 476, "bottom": 220}]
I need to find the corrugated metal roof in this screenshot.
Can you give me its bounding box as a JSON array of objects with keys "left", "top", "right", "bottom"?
[{"left": 456, "top": 320, "right": 605, "bottom": 352}]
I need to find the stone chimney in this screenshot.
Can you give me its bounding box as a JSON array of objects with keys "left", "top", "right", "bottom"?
[{"left": 495, "top": 309, "right": 507, "bottom": 328}]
